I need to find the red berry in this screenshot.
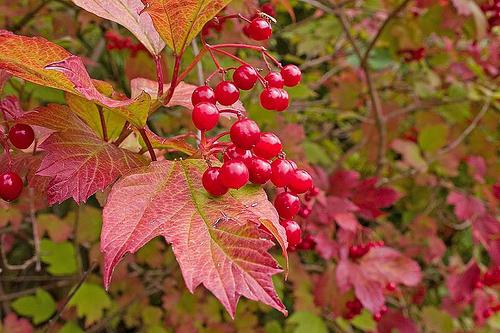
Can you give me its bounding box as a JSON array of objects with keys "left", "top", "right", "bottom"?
[
  {"left": 483, "top": 308, "right": 493, "bottom": 319},
  {"left": 215, "top": 81, "right": 240, "bottom": 106},
  {"left": 280, "top": 220, "right": 302, "bottom": 247},
  {"left": 385, "top": 282, "right": 397, "bottom": 292},
  {"left": 230, "top": 119, "right": 261, "bottom": 150},
  {"left": 233, "top": 65, "right": 258, "bottom": 90},
  {"left": 248, "top": 157, "right": 272, "bottom": 184},
  {"left": 270, "top": 159, "right": 293, "bottom": 187},
  {"left": 202, "top": 167, "right": 228, "bottom": 196},
  {"left": 260, "top": 87, "right": 281, "bottom": 110},
  {"left": 297, "top": 234, "right": 315, "bottom": 250},
  {"left": 380, "top": 305, "right": 388, "bottom": 315},
  {"left": 309, "top": 186, "right": 320, "bottom": 196},
  {"left": 373, "top": 312, "right": 383, "bottom": 322},
  {"left": 265, "top": 72, "right": 284, "bottom": 88},
  {"left": 0, "top": 172, "right": 23, "bottom": 202},
  {"left": 247, "top": 18, "right": 272, "bottom": 41},
  {"left": 275, "top": 89, "right": 289, "bottom": 112},
  {"left": 253, "top": 132, "right": 282, "bottom": 159},
  {"left": 288, "top": 169, "right": 313, "bottom": 194},
  {"left": 274, "top": 192, "right": 300, "bottom": 219},
  {"left": 220, "top": 160, "right": 249, "bottom": 189},
  {"left": 298, "top": 206, "right": 312, "bottom": 218},
  {"left": 223, "top": 145, "right": 253, "bottom": 164},
  {"left": 192, "top": 86, "right": 216, "bottom": 105},
  {"left": 261, "top": 3, "right": 276, "bottom": 17},
  {"left": 8, "top": 124, "right": 35, "bottom": 149},
  {"left": 281, "top": 64, "right": 302, "bottom": 87},
  {"left": 192, "top": 102, "right": 219, "bottom": 130}
]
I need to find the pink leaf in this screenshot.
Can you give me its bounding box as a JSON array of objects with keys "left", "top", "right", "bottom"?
[
  {"left": 2, "top": 313, "right": 33, "bottom": 333},
  {"left": 0, "top": 69, "right": 11, "bottom": 92},
  {"left": 359, "top": 247, "right": 422, "bottom": 287},
  {"left": 72, "top": 0, "right": 165, "bottom": 55},
  {"left": 351, "top": 178, "right": 400, "bottom": 219},
  {"left": 447, "top": 260, "right": 480, "bottom": 303},
  {"left": 329, "top": 169, "right": 359, "bottom": 198},
  {"left": 377, "top": 310, "right": 418, "bottom": 333},
  {"left": 0, "top": 96, "right": 23, "bottom": 120},
  {"left": 101, "top": 159, "right": 288, "bottom": 317},
  {"left": 466, "top": 155, "right": 486, "bottom": 183},
  {"left": 447, "top": 191, "right": 486, "bottom": 221}
]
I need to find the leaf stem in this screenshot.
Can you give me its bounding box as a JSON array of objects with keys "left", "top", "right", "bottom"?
[
  {"left": 163, "top": 54, "right": 182, "bottom": 106},
  {"left": 139, "top": 128, "right": 157, "bottom": 161},
  {"left": 154, "top": 54, "right": 164, "bottom": 97},
  {"left": 97, "top": 106, "right": 108, "bottom": 142}
]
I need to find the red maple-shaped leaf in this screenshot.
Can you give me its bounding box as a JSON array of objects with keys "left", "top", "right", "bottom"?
[
  {"left": 447, "top": 191, "right": 486, "bottom": 221},
  {"left": 101, "top": 159, "right": 288, "bottom": 317},
  {"left": 351, "top": 178, "right": 400, "bottom": 219},
  {"left": 447, "top": 260, "right": 480, "bottom": 303},
  {"left": 143, "top": 0, "right": 232, "bottom": 54},
  {"left": 336, "top": 247, "right": 421, "bottom": 313},
  {"left": 20, "top": 105, "right": 147, "bottom": 204}
]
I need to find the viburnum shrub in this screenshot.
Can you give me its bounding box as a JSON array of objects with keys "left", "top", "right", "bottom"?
[{"left": 0, "top": 0, "right": 317, "bottom": 319}]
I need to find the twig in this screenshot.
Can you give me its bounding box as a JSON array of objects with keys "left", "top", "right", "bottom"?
[
  {"left": 10, "top": 0, "right": 51, "bottom": 32},
  {"left": 97, "top": 106, "right": 108, "bottom": 142},
  {"left": 44, "top": 262, "right": 97, "bottom": 333},
  {"left": 138, "top": 128, "right": 157, "bottom": 161},
  {"left": 361, "top": 0, "right": 412, "bottom": 66},
  {"left": 29, "top": 188, "right": 41, "bottom": 271},
  {"left": 0, "top": 281, "right": 73, "bottom": 302}
]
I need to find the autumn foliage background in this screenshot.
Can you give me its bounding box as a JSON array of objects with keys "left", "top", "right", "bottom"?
[{"left": 0, "top": 0, "right": 499, "bottom": 332}]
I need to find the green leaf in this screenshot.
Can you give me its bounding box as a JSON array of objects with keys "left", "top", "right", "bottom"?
[
  {"left": 422, "top": 306, "right": 454, "bottom": 333},
  {"left": 59, "top": 321, "right": 85, "bottom": 333},
  {"left": 418, "top": 124, "right": 449, "bottom": 152},
  {"left": 351, "top": 310, "right": 376, "bottom": 331},
  {"left": 68, "top": 283, "right": 112, "bottom": 326},
  {"left": 11, "top": 289, "right": 56, "bottom": 324},
  {"left": 287, "top": 311, "right": 328, "bottom": 333},
  {"left": 303, "top": 141, "right": 331, "bottom": 166},
  {"left": 40, "top": 239, "right": 78, "bottom": 276}
]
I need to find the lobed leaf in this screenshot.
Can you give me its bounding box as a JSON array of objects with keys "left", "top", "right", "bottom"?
[
  {"left": 72, "top": 0, "right": 165, "bottom": 55},
  {"left": 101, "top": 159, "right": 288, "bottom": 317},
  {"left": 143, "top": 0, "right": 232, "bottom": 54}
]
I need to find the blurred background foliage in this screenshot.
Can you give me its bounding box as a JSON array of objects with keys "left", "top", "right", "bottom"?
[{"left": 0, "top": 0, "right": 499, "bottom": 332}]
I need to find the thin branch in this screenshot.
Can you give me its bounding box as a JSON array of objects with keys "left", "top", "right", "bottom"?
[
  {"left": 437, "top": 97, "right": 491, "bottom": 155},
  {"left": 138, "top": 128, "right": 157, "bottom": 161},
  {"left": 44, "top": 262, "right": 97, "bottom": 333},
  {"left": 10, "top": 0, "right": 51, "bottom": 32},
  {"left": 29, "top": 188, "right": 41, "bottom": 271},
  {"left": 361, "top": 0, "right": 412, "bottom": 65},
  {"left": 97, "top": 106, "right": 108, "bottom": 142}
]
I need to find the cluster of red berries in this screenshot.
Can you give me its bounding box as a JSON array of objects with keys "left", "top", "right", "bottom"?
[
  {"left": 0, "top": 123, "right": 35, "bottom": 202},
  {"left": 475, "top": 266, "right": 500, "bottom": 289},
  {"left": 104, "top": 31, "right": 147, "bottom": 56},
  {"left": 344, "top": 297, "right": 388, "bottom": 321},
  {"left": 482, "top": 301, "right": 500, "bottom": 320},
  {"left": 349, "top": 241, "right": 385, "bottom": 259}
]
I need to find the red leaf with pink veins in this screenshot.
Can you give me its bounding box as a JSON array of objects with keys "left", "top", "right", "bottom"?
[
  {"left": 0, "top": 96, "right": 23, "bottom": 120},
  {"left": 101, "top": 159, "right": 288, "bottom": 317},
  {"left": 329, "top": 169, "right": 360, "bottom": 198},
  {"left": 336, "top": 247, "right": 421, "bottom": 313},
  {"left": 37, "top": 131, "right": 147, "bottom": 204},
  {"left": 447, "top": 191, "right": 486, "bottom": 221},
  {"left": 351, "top": 178, "right": 400, "bottom": 219},
  {"left": 447, "top": 260, "right": 480, "bottom": 303}
]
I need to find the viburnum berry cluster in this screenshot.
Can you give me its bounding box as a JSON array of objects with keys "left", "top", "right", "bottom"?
[
  {"left": 349, "top": 240, "right": 385, "bottom": 259},
  {"left": 0, "top": 120, "right": 35, "bottom": 202},
  {"left": 193, "top": 9, "right": 316, "bottom": 249},
  {"left": 104, "top": 31, "right": 147, "bottom": 56}
]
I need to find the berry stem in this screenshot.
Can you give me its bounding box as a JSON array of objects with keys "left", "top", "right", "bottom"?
[
  {"left": 154, "top": 54, "right": 164, "bottom": 97},
  {"left": 216, "top": 13, "right": 252, "bottom": 24},
  {"left": 178, "top": 47, "right": 208, "bottom": 82},
  {"left": 210, "top": 48, "right": 267, "bottom": 86},
  {"left": 219, "top": 108, "right": 244, "bottom": 117},
  {"left": 114, "top": 121, "right": 131, "bottom": 146},
  {"left": 211, "top": 44, "right": 282, "bottom": 67},
  {"left": 138, "top": 128, "right": 157, "bottom": 161},
  {"left": 207, "top": 131, "right": 230, "bottom": 146},
  {"left": 97, "top": 106, "right": 108, "bottom": 142}
]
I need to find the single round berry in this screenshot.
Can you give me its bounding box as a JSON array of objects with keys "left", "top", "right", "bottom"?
[
  {"left": 253, "top": 132, "right": 282, "bottom": 159},
  {"left": 220, "top": 160, "right": 249, "bottom": 189},
  {"left": 223, "top": 145, "right": 253, "bottom": 165},
  {"left": 215, "top": 81, "right": 240, "bottom": 106},
  {"left": 385, "top": 282, "right": 397, "bottom": 292},
  {"left": 8, "top": 124, "right": 35, "bottom": 149},
  {"left": 281, "top": 64, "right": 302, "bottom": 87},
  {"left": 275, "top": 89, "right": 289, "bottom": 112},
  {"left": 192, "top": 102, "right": 219, "bottom": 130},
  {"left": 202, "top": 167, "right": 228, "bottom": 196},
  {"left": 260, "top": 87, "right": 281, "bottom": 110},
  {"left": 288, "top": 169, "right": 313, "bottom": 194},
  {"left": 0, "top": 172, "right": 23, "bottom": 202},
  {"left": 270, "top": 159, "right": 293, "bottom": 187},
  {"left": 265, "top": 72, "right": 284, "bottom": 88},
  {"left": 280, "top": 220, "right": 302, "bottom": 248},
  {"left": 247, "top": 18, "right": 272, "bottom": 41},
  {"left": 191, "top": 86, "right": 216, "bottom": 105},
  {"left": 233, "top": 65, "right": 258, "bottom": 90},
  {"left": 274, "top": 192, "right": 301, "bottom": 219},
  {"left": 248, "top": 157, "right": 272, "bottom": 184},
  {"left": 373, "top": 312, "right": 383, "bottom": 322},
  {"left": 230, "top": 119, "right": 261, "bottom": 150}
]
